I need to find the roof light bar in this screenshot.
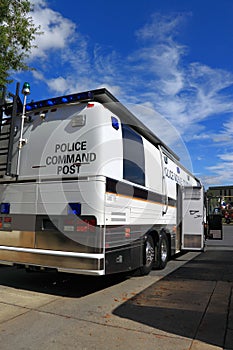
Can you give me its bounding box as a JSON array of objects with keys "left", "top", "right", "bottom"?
[{"left": 25, "top": 90, "right": 94, "bottom": 112}]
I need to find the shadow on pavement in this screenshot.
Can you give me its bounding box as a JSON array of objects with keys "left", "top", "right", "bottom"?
[
  {"left": 0, "top": 265, "right": 127, "bottom": 298},
  {"left": 113, "top": 250, "right": 233, "bottom": 348}
]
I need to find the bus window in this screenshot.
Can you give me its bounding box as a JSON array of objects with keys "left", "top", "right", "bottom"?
[{"left": 122, "top": 124, "right": 145, "bottom": 186}]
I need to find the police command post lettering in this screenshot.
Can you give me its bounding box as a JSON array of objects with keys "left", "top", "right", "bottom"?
[{"left": 45, "top": 141, "right": 96, "bottom": 175}]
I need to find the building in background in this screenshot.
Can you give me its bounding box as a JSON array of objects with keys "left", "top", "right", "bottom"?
[{"left": 207, "top": 186, "right": 233, "bottom": 205}]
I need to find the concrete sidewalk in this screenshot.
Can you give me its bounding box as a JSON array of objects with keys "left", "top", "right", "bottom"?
[{"left": 114, "top": 250, "right": 233, "bottom": 350}]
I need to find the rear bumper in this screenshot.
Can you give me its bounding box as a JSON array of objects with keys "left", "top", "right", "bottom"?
[{"left": 0, "top": 246, "right": 105, "bottom": 275}]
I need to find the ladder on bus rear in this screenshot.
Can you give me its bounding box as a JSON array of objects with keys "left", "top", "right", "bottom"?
[
  {"left": 0, "top": 117, "right": 12, "bottom": 176},
  {"left": 0, "top": 83, "right": 20, "bottom": 178}
]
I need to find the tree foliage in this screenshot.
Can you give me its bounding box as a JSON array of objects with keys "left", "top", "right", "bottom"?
[{"left": 0, "top": 0, "right": 41, "bottom": 87}]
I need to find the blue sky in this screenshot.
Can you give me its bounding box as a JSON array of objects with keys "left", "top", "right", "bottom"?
[{"left": 10, "top": 0, "right": 233, "bottom": 188}]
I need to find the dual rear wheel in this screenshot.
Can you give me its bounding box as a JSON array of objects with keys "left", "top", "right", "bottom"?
[{"left": 140, "top": 233, "right": 169, "bottom": 275}]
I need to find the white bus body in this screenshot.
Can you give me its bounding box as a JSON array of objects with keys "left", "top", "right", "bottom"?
[{"left": 0, "top": 88, "right": 205, "bottom": 275}]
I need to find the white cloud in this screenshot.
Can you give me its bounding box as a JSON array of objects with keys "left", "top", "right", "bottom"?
[
  {"left": 136, "top": 13, "right": 187, "bottom": 42},
  {"left": 204, "top": 163, "right": 233, "bottom": 186},
  {"left": 222, "top": 118, "right": 233, "bottom": 136},
  {"left": 29, "top": 1, "right": 76, "bottom": 59},
  {"left": 46, "top": 76, "right": 68, "bottom": 94},
  {"left": 202, "top": 150, "right": 233, "bottom": 186},
  {"left": 30, "top": 0, "right": 47, "bottom": 7},
  {"left": 126, "top": 14, "right": 233, "bottom": 142},
  {"left": 19, "top": 6, "right": 233, "bottom": 184},
  {"left": 219, "top": 154, "right": 233, "bottom": 162},
  {"left": 25, "top": 7, "right": 233, "bottom": 131},
  {"left": 127, "top": 103, "right": 193, "bottom": 171}
]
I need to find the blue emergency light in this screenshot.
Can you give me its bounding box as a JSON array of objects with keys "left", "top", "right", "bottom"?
[
  {"left": 0, "top": 203, "right": 10, "bottom": 214},
  {"left": 68, "top": 203, "right": 81, "bottom": 215},
  {"left": 26, "top": 91, "right": 94, "bottom": 112},
  {"left": 111, "top": 116, "right": 119, "bottom": 130}
]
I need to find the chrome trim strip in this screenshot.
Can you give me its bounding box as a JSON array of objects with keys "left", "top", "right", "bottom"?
[
  {"left": 0, "top": 246, "right": 104, "bottom": 259},
  {"left": 58, "top": 268, "right": 105, "bottom": 276}
]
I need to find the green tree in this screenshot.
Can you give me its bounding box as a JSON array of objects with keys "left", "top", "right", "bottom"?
[{"left": 0, "top": 0, "right": 41, "bottom": 87}]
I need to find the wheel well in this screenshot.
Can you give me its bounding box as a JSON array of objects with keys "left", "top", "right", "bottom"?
[{"left": 147, "top": 230, "right": 159, "bottom": 245}]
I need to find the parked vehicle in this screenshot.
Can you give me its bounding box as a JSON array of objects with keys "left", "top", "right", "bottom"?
[{"left": 0, "top": 84, "right": 205, "bottom": 275}]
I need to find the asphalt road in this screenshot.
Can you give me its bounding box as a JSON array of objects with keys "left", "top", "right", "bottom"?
[
  {"left": 206, "top": 223, "right": 233, "bottom": 249},
  {"left": 0, "top": 227, "right": 232, "bottom": 350}
]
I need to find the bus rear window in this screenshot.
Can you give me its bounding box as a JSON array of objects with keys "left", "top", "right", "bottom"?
[{"left": 122, "top": 124, "right": 145, "bottom": 186}]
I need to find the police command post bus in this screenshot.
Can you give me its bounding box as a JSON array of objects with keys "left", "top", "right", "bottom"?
[{"left": 0, "top": 84, "right": 205, "bottom": 276}]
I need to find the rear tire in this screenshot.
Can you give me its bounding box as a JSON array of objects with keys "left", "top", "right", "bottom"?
[
  {"left": 154, "top": 233, "right": 169, "bottom": 270},
  {"left": 139, "top": 235, "right": 155, "bottom": 276}
]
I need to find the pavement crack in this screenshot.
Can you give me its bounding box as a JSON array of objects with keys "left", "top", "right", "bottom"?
[
  {"left": 31, "top": 306, "right": 187, "bottom": 340},
  {"left": 188, "top": 280, "right": 217, "bottom": 350},
  {"left": 224, "top": 285, "right": 233, "bottom": 348}
]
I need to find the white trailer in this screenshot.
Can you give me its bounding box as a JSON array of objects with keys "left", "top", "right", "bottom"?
[{"left": 0, "top": 87, "right": 205, "bottom": 275}]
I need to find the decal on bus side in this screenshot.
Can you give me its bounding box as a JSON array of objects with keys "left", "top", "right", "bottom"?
[
  {"left": 164, "top": 167, "right": 189, "bottom": 186},
  {"left": 45, "top": 140, "right": 97, "bottom": 175}
]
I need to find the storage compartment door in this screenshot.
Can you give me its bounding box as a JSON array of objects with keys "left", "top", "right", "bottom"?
[{"left": 182, "top": 186, "right": 204, "bottom": 250}]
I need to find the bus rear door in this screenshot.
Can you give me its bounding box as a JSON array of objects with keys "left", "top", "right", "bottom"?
[{"left": 181, "top": 186, "right": 205, "bottom": 250}]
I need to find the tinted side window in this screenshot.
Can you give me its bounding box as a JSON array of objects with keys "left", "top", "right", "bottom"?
[{"left": 122, "top": 124, "right": 145, "bottom": 186}]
